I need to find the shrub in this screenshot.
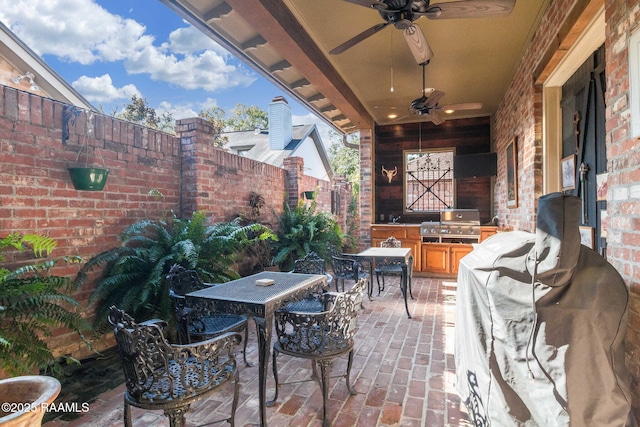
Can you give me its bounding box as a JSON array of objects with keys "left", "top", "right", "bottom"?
[
  {"left": 0, "top": 233, "right": 89, "bottom": 375},
  {"left": 272, "top": 200, "right": 344, "bottom": 271},
  {"left": 75, "top": 212, "right": 275, "bottom": 330}
]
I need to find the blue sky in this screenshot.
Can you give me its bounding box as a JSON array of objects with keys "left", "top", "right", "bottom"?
[{"left": 0, "top": 0, "right": 336, "bottom": 144}]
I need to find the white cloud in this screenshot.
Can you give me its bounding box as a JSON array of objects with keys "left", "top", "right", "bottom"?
[
  {"left": 157, "top": 101, "right": 198, "bottom": 121},
  {"left": 0, "top": 0, "right": 147, "bottom": 65},
  {"left": 72, "top": 74, "right": 139, "bottom": 103},
  {"left": 0, "top": 0, "right": 256, "bottom": 91}
]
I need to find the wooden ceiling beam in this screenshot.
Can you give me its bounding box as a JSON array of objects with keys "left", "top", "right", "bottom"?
[{"left": 224, "top": 0, "right": 374, "bottom": 131}]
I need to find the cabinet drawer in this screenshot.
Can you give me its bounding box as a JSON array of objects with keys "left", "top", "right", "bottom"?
[{"left": 371, "top": 227, "right": 406, "bottom": 239}]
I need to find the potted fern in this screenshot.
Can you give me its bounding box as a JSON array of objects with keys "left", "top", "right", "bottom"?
[
  {"left": 75, "top": 212, "right": 275, "bottom": 331},
  {"left": 0, "top": 233, "right": 89, "bottom": 376},
  {"left": 272, "top": 200, "right": 344, "bottom": 272}
]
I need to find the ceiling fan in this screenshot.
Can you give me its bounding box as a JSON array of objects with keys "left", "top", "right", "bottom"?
[
  {"left": 330, "top": 0, "right": 516, "bottom": 65},
  {"left": 395, "top": 64, "right": 482, "bottom": 124}
]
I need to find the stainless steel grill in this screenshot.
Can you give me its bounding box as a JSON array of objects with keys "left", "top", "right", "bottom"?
[{"left": 420, "top": 209, "right": 481, "bottom": 243}]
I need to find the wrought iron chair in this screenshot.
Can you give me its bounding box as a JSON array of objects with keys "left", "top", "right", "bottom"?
[
  {"left": 269, "top": 277, "right": 367, "bottom": 427},
  {"left": 166, "top": 264, "right": 250, "bottom": 366},
  {"left": 374, "top": 236, "right": 409, "bottom": 296},
  {"left": 284, "top": 252, "right": 333, "bottom": 313},
  {"left": 108, "top": 306, "right": 241, "bottom": 427},
  {"left": 330, "top": 255, "right": 369, "bottom": 293}
]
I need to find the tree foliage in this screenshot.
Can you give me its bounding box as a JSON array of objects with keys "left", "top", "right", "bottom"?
[
  {"left": 199, "top": 104, "right": 268, "bottom": 147},
  {"left": 199, "top": 106, "right": 229, "bottom": 147},
  {"left": 119, "top": 95, "right": 174, "bottom": 132},
  {"left": 329, "top": 131, "right": 361, "bottom": 194},
  {"left": 226, "top": 104, "right": 268, "bottom": 131}
]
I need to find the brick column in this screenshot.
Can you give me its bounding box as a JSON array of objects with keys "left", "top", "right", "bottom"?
[
  {"left": 282, "top": 156, "right": 304, "bottom": 208},
  {"left": 175, "top": 117, "right": 217, "bottom": 218},
  {"left": 359, "top": 128, "right": 373, "bottom": 250}
]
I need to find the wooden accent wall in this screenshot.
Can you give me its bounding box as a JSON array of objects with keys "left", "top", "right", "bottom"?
[{"left": 374, "top": 117, "right": 493, "bottom": 224}]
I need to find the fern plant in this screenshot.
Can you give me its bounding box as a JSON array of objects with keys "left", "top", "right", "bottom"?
[
  {"left": 0, "top": 233, "right": 89, "bottom": 376},
  {"left": 272, "top": 200, "right": 344, "bottom": 271},
  {"left": 75, "top": 212, "right": 275, "bottom": 331}
]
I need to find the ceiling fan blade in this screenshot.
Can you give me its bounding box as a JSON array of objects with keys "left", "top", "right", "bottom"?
[
  {"left": 388, "top": 113, "right": 413, "bottom": 123},
  {"left": 330, "top": 21, "right": 392, "bottom": 54},
  {"left": 420, "top": 0, "right": 515, "bottom": 20},
  {"left": 440, "top": 102, "right": 483, "bottom": 111},
  {"left": 426, "top": 90, "right": 446, "bottom": 107},
  {"left": 403, "top": 24, "right": 434, "bottom": 65},
  {"left": 342, "top": 0, "right": 388, "bottom": 10},
  {"left": 424, "top": 110, "right": 446, "bottom": 125}
]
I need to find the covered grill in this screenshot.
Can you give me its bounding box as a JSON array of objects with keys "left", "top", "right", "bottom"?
[{"left": 420, "top": 209, "right": 481, "bottom": 243}]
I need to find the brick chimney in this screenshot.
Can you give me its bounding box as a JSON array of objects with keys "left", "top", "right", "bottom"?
[{"left": 269, "top": 96, "right": 292, "bottom": 150}]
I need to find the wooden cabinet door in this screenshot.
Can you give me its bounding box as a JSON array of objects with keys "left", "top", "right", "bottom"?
[
  {"left": 479, "top": 227, "right": 498, "bottom": 243},
  {"left": 400, "top": 240, "right": 420, "bottom": 272},
  {"left": 450, "top": 245, "right": 474, "bottom": 275},
  {"left": 421, "top": 244, "right": 449, "bottom": 274}
]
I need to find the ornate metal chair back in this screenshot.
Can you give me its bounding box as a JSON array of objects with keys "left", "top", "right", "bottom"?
[
  {"left": 380, "top": 236, "right": 402, "bottom": 248},
  {"left": 293, "top": 251, "right": 326, "bottom": 275},
  {"left": 108, "top": 306, "right": 241, "bottom": 427},
  {"left": 166, "top": 264, "right": 204, "bottom": 296}
]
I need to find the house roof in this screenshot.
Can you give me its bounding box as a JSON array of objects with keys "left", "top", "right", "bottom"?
[
  {"left": 0, "top": 21, "right": 95, "bottom": 111},
  {"left": 224, "top": 123, "right": 333, "bottom": 180}
]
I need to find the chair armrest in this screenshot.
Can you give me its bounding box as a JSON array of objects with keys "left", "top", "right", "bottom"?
[
  {"left": 172, "top": 331, "right": 242, "bottom": 353},
  {"left": 140, "top": 319, "right": 168, "bottom": 329}
]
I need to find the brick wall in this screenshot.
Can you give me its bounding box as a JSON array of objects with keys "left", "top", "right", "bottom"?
[
  {"left": 493, "top": 0, "right": 640, "bottom": 417},
  {"left": 0, "top": 86, "right": 345, "bottom": 363},
  {"left": 605, "top": 0, "right": 640, "bottom": 414}
]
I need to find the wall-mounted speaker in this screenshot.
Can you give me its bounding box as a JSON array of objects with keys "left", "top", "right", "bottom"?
[{"left": 453, "top": 152, "right": 497, "bottom": 178}]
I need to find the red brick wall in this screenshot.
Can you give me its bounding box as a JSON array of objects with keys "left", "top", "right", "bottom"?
[
  {"left": 492, "top": 0, "right": 640, "bottom": 417},
  {"left": 0, "top": 87, "right": 346, "bottom": 363},
  {"left": 605, "top": 0, "right": 640, "bottom": 414}
]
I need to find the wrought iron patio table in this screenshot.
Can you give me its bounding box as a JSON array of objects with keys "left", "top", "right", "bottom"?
[
  {"left": 186, "top": 271, "right": 327, "bottom": 427},
  {"left": 350, "top": 247, "right": 414, "bottom": 318}
]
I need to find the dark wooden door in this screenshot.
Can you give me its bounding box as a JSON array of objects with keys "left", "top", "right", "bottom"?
[{"left": 561, "top": 45, "right": 606, "bottom": 255}]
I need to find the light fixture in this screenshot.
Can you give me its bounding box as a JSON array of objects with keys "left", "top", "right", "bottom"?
[
  {"left": 444, "top": 108, "right": 455, "bottom": 114},
  {"left": 12, "top": 71, "right": 39, "bottom": 91},
  {"left": 388, "top": 113, "right": 398, "bottom": 119}
]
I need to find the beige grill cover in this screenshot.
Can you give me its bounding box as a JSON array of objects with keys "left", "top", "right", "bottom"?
[{"left": 455, "top": 193, "right": 636, "bottom": 426}]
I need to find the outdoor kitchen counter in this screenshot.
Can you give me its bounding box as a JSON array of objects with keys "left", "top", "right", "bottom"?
[{"left": 370, "top": 224, "right": 498, "bottom": 275}]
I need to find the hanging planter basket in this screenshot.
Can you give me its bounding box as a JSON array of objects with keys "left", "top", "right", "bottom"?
[
  {"left": 63, "top": 107, "right": 109, "bottom": 191},
  {"left": 68, "top": 167, "right": 109, "bottom": 191}
]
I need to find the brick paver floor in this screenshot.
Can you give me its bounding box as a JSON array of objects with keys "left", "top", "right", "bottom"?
[{"left": 44, "top": 276, "right": 471, "bottom": 427}]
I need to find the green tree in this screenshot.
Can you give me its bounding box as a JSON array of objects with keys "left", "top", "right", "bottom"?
[
  {"left": 329, "top": 131, "right": 360, "bottom": 194},
  {"left": 328, "top": 131, "right": 361, "bottom": 251},
  {"left": 199, "top": 106, "right": 229, "bottom": 147},
  {"left": 119, "top": 95, "right": 173, "bottom": 132},
  {"left": 226, "top": 104, "right": 268, "bottom": 131}
]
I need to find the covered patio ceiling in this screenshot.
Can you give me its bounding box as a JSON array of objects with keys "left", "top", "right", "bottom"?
[{"left": 160, "top": 0, "right": 551, "bottom": 133}]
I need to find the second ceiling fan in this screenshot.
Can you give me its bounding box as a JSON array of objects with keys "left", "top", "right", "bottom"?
[
  {"left": 330, "top": 0, "right": 516, "bottom": 65},
  {"left": 395, "top": 63, "right": 482, "bottom": 125}
]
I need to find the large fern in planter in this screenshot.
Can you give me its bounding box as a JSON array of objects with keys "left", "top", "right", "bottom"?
[
  {"left": 0, "top": 233, "right": 89, "bottom": 376},
  {"left": 75, "top": 212, "right": 275, "bottom": 331},
  {"left": 272, "top": 200, "right": 344, "bottom": 272}
]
